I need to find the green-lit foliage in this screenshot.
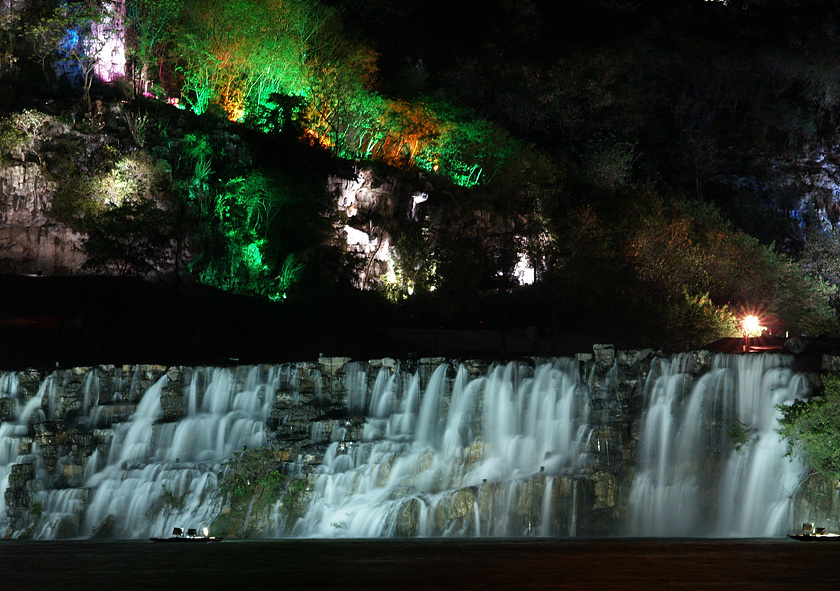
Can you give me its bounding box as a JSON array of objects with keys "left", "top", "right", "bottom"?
[
  {"left": 193, "top": 166, "right": 307, "bottom": 301},
  {"left": 305, "top": 41, "right": 381, "bottom": 155},
  {"left": 125, "top": 0, "right": 184, "bottom": 95},
  {"left": 173, "top": 0, "right": 316, "bottom": 117},
  {"left": 181, "top": 131, "right": 213, "bottom": 161},
  {"left": 197, "top": 230, "right": 269, "bottom": 296},
  {"left": 166, "top": 0, "right": 501, "bottom": 187},
  {"left": 777, "top": 374, "right": 840, "bottom": 482},
  {"left": 273, "top": 253, "right": 303, "bottom": 301},
  {"left": 241, "top": 92, "right": 305, "bottom": 136},
  {"left": 415, "top": 104, "right": 515, "bottom": 187}
]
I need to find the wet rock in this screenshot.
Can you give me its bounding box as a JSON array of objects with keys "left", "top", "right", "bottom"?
[
  {"left": 166, "top": 366, "right": 183, "bottom": 383},
  {"left": 515, "top": 477, "right": 545, "bottom": 520},
  {"left": 593, "top": 344, "right": 615, "bottom": 368},
  {"left": 434, "top": 488, "right": 476, "bottom": 532},
  {"left": 91, "top": 514, "right": 117, "bottom": 539},
  {"left": 160, "top": 393, "right": 184, "bottom": 421},
  {"left": 4, "top": 461, "right": 36, "bottom": 528},
  {"left": 394, "top": 497, "right": 421, "bottom": 536},
  {"left": 319, "top": 357, "right": 351, "bottom": 377},
  {"left": 61, "top": 464, "right": 86, "bottom": 488},
  {"left": 591, "top": 472, "right": 617, "bottom": 510},
  {"left": 0, "top": 397, "right": 15, "bottom": 421},
  {"left": 16, "top": 369, "right": 42, "bottom": 398}
]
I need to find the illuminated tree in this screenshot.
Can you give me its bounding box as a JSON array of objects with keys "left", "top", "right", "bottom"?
[
  {"left": 28, "top": 0, "right": 113, "bottom": 110},
  {"left": 174, "top": 0, "right": 318, "bottom": 119},
  {"left": 306, "top": 43, "right": 381, "bottom": 154},
  {"left": 799, "top": 225, "right": 840, "bottom": 310},
  {"left": 0, "top": 109, "right": 51, "bottom": 168},
  {"left": 26, "top": 7, "right": 67, "bottom": 84},
  {"left": 624, "top": 194, "right": 837, "bottom": 340},
  {"left": 124, "top": 0, "right": 183, "bottom": 95}
]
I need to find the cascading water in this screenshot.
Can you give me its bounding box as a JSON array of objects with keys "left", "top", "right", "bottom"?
[
  {"left": 1, "top": 373, "right": 59, "bottom": 532},
  {"left": 0, "top": 352, "right": 817, "bottom": 539},
  {"left": 288, "top": 359, "right": 592, "bottom": 537},
  {"left": 0, "top": 365, "right": 280, "bottom": 539},
  {"left": 626, "top": 353, "right": 809, "bottom": 537}
]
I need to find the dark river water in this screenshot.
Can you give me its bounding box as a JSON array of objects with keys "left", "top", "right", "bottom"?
[{"left": 1, "top": 538, "right": 837, "bottom": 590}]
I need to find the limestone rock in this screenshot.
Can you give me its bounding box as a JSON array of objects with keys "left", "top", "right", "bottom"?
[
  {"left": 91, "top": 514, "right": 117, "bottom": 539},
  {"left": 319, "top": 357, "right": 351, "bottom": 376},
  {"left": 593, "top": 344, "right": 615, "bottom": 368}
]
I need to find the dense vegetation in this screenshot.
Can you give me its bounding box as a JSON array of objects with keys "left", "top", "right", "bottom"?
[
  {"left": 777, "top": 374, "right": 840, "bottom": 483},
  {"left": 1, "top": 0, "right": 840, "bottom": 349}
]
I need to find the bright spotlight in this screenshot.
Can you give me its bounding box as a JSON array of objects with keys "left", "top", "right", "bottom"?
[{"left": 742, "top": 315, "right": 765, "bottom": 338}]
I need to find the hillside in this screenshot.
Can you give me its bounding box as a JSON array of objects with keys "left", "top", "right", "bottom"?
[{"left": 1, "top": 0, "right": 839, "bottom": 355}]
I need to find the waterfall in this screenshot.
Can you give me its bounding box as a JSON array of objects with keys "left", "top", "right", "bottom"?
[
  {"left": 626, "top": 353, "right": 808, "bottom": 537},
  {"left": 289, "top": 360, "right": 591, "bottom": 537},
  {"left": 0, "top": 353, "right": 817, "bottom": 539},
  {"left": 80, "top": 366, "right": 276, "bottom": 538},
  {"left": 0, "top": 366, "right": 281, "bottom": 539}
]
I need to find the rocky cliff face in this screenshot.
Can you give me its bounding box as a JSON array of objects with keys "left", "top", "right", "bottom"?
[
  {"left": 0, "top": 350, "right": 837, "bottom": 540},
  {"left": 0, "top": 136, "right": 84, "bottom": 274},
  {"left": 713, "top": 145, "right": 840, "bottom": 251}
]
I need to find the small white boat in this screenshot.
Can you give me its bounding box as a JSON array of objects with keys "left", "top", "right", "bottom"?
[
  {"left": 788, "top": 523, "right": 840, "bottom": 541},
  {"left": 150, "top": 527, "right": 224, "bottom": 543}
]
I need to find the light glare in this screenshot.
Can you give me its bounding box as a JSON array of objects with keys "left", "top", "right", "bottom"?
[{"left": 742, "top": 315, "right": 765, "bottom": 338}]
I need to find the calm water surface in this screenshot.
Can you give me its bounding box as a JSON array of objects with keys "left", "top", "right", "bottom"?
[{"left": 1, "top": 538, "right": 837, "bottom": 590}]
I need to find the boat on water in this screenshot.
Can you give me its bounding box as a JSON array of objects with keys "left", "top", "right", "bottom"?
[
  {"left": 788, "top": 523, "right": 840, "bottom": 541},
  {"left": 787, "top": 534, "right": 840, "bottom": 541},
  {"left": 150, "top": 527, "right": 224, "bottom": 543}
]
